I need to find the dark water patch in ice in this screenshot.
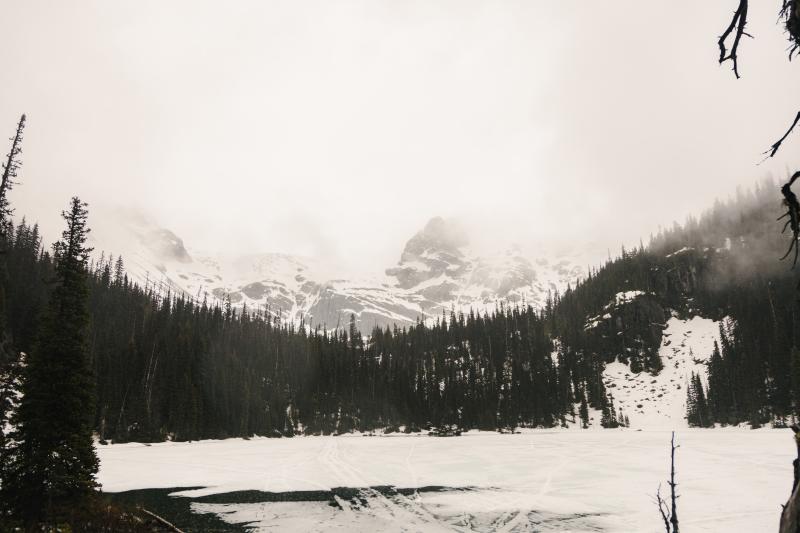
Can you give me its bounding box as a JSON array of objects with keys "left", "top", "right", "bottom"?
[
  {"left": 108, "top": 485, "right": 471, "bottom": 531},
  {"left": 109, "top": 485, "right": 611, "bottom": 532},
  {"left": 108, "top": 487, "right": 242, "bottom": 532}
]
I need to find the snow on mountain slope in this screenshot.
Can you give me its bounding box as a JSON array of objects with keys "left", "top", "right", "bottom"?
[
  {"left": 385, "top": 217, "right": 586, "bottom": 319},
  {"left": 603, "top": 315, "right": 724, "bottom": 429},
  {"left": 89, "top": 212, "right": 590, "bottom": 331}
]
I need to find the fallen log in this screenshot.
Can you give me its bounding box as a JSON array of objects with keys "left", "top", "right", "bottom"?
[{"left": 139, "top": 507, "right": 186, "bottom": 533}]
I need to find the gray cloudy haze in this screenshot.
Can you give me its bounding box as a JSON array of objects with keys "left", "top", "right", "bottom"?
[{"left": 1, "top": 1, "right": 798, "bottom": 273}]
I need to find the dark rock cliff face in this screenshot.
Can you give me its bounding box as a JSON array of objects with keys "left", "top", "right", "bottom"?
[
  {"left": 574, "top": 250, "right": 716, "bottom": 375},
  {"left": 584, "top": 293, "right": 667, "bottom": 373},
  {"left": 650, "top": 253, "right": 702, "bottom": 310}
]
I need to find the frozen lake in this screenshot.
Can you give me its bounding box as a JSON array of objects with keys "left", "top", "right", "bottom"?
[{"left": 98, "top": 429, "right": 794, "bottom": 532}]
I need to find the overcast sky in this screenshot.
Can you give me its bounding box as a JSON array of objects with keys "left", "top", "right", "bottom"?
[{"left": 1, "top": 1, "right": 798, "bottom": 273}]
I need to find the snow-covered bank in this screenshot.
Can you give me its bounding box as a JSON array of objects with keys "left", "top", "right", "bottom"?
[{"left": 98, "top": 429, "right": 793, "bottom": 532}]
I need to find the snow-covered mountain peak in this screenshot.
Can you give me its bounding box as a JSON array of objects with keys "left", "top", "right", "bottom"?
[
  {"left": 401, "top": 216, "right": 469, "bottom": 260},
  {"left": 90, "top": 212, "right": 589, "bottom": 330},
  {"left": 388, "top": 217, "right": 469, "bottom": 291}
]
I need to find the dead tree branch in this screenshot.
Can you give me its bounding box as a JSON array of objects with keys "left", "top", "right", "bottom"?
[
  {"left": 655, "top": 484, "right": 671, "bottom": 533},
  {"left": 766, "top": 111, "right": 800, "bottom": 159},
  {"left": 719, "top": 0, "right": 750, "bottom": 78},
  {"left": 779, "top": 171, "right": 800, "bottom": 267},
  {"left": 782, "top": 0, "right": 800, "bottom": 59}
]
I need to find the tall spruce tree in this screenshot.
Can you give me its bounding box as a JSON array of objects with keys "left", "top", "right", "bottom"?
[
  {"left": 579, "top": 395, "right": 590, "bottom": 429},
  {"left": 0, "top": 114, "right": 25, "bottom": 236},
  {"left": 0, "top": 115, "right": 27, "bottom": 520},
  {"left": 0, "top": 114, "right": 26, "bottom": 368},
  {"left": 2, "top": 197, "right": 98, "bottom": 522}
]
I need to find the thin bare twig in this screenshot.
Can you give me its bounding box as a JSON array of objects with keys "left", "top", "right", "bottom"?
[
  {"left": 719, "top": 0, "right": 750, "bottom": 79},
  {"left": 655, "top": 484, "right": 671, "bottom": 533}
]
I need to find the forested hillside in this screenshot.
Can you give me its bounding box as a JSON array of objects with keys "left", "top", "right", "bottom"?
[
  {"left": 1, "top": 179, "right": 797, "bottom": 441},
  {"left": 2, "top": 219, "right": 597, "bottom": 441},
  {"left": 550, "top": 179, "right": 798, "bottom": 427}
]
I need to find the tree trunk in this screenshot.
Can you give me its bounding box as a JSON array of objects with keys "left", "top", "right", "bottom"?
[{"left": 779, "top": 425, "right": 800, "bottom": 533}]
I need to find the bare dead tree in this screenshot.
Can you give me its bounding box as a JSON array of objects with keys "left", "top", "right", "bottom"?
[
  {"left": 654, "top": 432, "right": 680, "bottom": 533},
  {"left": 669, "top": 432, "right": 680, "bottom": 533}
]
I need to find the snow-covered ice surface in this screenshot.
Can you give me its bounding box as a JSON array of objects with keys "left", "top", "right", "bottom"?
[
  {"left": 604, "top": 315, "right": 722, "bottom": 429},
  {"left": 99, "top": 430, "right": 793, "bottom": 532}
]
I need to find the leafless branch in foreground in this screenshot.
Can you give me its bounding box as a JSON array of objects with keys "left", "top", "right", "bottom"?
[
  {"left": 719, "top": 0, "right": 750, "bottom": 79},
  {"left": 781, "top": 0, "right": 800, "bottom": 59},
  {"left": 765, "top": 111, "right": 800, "bottom": 159},
  {"left": 655, "top": 484, "right": 671, "bottom": 533},
  {"left": 779, "top": 172, "right": 800, "bottom": 267}
]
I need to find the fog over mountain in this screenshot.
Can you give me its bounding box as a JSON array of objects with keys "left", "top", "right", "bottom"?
[
  {"left": 89, "top": 210, "right": 596, "bottom": 330},
  {"left": 1, "top": 1, "right": 798, "bottom": 279}
]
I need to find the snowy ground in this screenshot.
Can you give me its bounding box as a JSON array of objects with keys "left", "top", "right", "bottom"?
[{"left": 99, "top": 429, "right": 794, "bottom": 532}]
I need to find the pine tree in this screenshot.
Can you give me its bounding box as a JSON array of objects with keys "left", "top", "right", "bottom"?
[
  {"left": 0, "top": 115, "right": 26, "bottom": 369},
  {"left": 113, "top": 255, "right": 125, "bottom": 285},
  {"left": 601, "top": 393, "right": 619, "bottom": 428},
  {"left": 0, "top": 351, "right": 25, "bottom": 518},
  {"left": 2, "top": 197, "right": 98, "bottom": 522},
  {"left": 579, "top": 394, "right": 590, "bottom": 429},
  {"left": 686, "top": 372, "right": 699, "bottom": 426},
  {"left": 0, "top": 114, "right": 26, "bottom": 236},
  {"left": 693, "top": 373, "right": 709, "bottom": 428},
  {"left": 707, "top": 341, "right": 727, "bottom": 423}
]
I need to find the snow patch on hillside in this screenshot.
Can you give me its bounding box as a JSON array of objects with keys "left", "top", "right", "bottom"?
[
  {"left": 611, "top": 290, "right": 647, "bottom": 305},
  {"left": 665, "top": 247, "right": 694, "bottom": 258},
  {"left": 603, "top": 315, "right": 723, "bottom": 429}
]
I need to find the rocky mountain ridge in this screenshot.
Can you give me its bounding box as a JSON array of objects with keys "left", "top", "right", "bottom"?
[{"left": 89, "top": 213, "right": 590, "bottom": 330}]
